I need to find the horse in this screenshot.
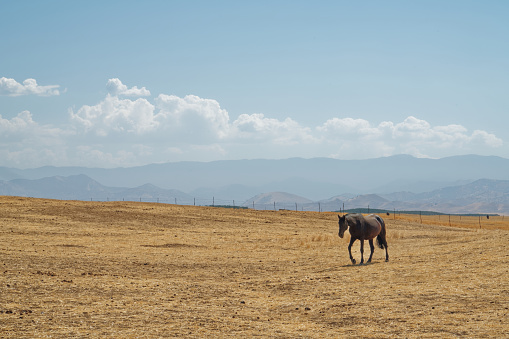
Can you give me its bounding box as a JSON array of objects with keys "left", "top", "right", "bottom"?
[{"left": 338, "top": 213, "right": 389, "bottom": 265}]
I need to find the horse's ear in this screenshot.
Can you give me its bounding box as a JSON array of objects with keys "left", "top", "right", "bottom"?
[{"left": 338, "top": 215, "right": 341, "bottom": 220}]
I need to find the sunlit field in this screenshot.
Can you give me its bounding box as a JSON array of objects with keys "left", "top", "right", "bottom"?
[
  {"left": 1, "top": 196, "right": 508, "bottom": 338},
  {"left": 388, "top": 213, "right": 508, "bottom": 231}
]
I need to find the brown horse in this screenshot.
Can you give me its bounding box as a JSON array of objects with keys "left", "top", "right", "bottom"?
[{"left": 338, "top": 213, "right": 389, "bottom": 265}]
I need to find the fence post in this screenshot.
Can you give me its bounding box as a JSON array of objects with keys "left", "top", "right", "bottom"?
[
  {"left": 295, "top": 203, "right": 297, "bottom": 212},
  {"left": 274, "top": 201, "right": 276, "bottom": 211}
]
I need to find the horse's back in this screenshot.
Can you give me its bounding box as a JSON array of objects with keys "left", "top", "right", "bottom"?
[{"left": 363, "top": 214, "right": 383, "bottom": 239}]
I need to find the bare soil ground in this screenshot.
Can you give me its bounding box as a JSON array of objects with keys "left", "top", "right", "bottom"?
[{"left": 1, "top": 196, "right": 508, "bottom": 338}]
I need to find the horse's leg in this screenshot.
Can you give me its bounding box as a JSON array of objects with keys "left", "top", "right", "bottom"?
[
  {"left": 348, "top": 238, "right": 356, "bottom": 264},
  {"left": 367, "top": 239, "right": 375, "bottom": 263},
  {"left": 359, "top": 239, "right": 364, "bottom": 264}
]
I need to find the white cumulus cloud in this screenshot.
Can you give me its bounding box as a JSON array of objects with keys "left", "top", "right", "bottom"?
[
  {"left": 471, "top": 130, "right": 504, "bottom": 148},
  {"left": 70, "top": 95, "right": 157, "bottom": 136},
  {"left": 0, "top": 77, "right": 61, "bottom": 96},
  {"left": 232, "top": 113, "right": 315, "bottom": 145},
  {"left": 317, "top": 117, "right": 382, "bottom": 140},
  {"left": 155, "top": 94, "right": 230, "bottom": 142},
  {"left": 318, "top": 116, "right": 503, "bottom": 159},
  {"left": 0, "top": 111, "right": 71, "bottom": 167},
  {"left": 106, "top": 78, "right": 151, "bottom": 97},
  {"left": 0, "top": 111, "right": 66, "bottom": 141}
]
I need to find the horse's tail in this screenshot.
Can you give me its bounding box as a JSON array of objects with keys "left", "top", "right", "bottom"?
[{"left": 375, "top": 216, "right": 388, "bottom": 250}]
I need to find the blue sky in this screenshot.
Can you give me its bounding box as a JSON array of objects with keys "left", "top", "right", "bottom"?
[{"left": 1, "top": 0, "right": 508, "bottom": 168}]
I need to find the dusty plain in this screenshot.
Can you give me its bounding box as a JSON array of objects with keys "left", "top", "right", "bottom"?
[{"left": 1, "top": 196, "right": 508, "bottom": 338}]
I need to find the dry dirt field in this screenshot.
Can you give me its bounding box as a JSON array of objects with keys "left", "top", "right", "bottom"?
[{"left": 1, "top": 196, "right": 508, "bottom": 338}]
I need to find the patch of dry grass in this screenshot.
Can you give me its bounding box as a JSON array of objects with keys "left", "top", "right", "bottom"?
[
  {"left": 1, "top": 196, "right": 508, "bottom": 338},
  {"left": 391, "top": 213, "right": 509, "bottom": 231}
]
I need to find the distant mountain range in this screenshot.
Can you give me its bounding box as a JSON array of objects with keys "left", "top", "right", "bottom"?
[
  {"left": 0, "top": 155, "right": 508, "bottom": 214},
  {"left": 243, "top": 179, "right": 509, "bottom": 215},
  {"left": 0, "top": 174, "right": 193, "bottom": 204},
  {"left": 2, "top": 155, "right": 509, "bottom": 199}
]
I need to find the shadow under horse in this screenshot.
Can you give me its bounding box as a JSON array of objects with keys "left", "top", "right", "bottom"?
[{"left": 338, "top": 213, "right": 389, "bottom": 265}]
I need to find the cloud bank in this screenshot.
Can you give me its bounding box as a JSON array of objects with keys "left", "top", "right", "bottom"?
[
  {"left": 0, "top": 77, "right": 61, "bottom": 96},
  {"left": 0, "top": 78, "right": 505, "bottom": 168}
]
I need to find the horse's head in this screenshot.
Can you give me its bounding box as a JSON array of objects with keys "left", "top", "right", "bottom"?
[{"left": 338, "top": 215, "right": 348, "bottom": 238}]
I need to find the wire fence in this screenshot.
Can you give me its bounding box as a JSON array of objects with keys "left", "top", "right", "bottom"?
[
  {"left": 85, "top": 196, "right": 506, "bottom": 218},
  {"left": 95, "top": 197, "right": 508, "bottom": 228},
  {"left": 391, "top": 213, "right": 507, "bottom": 230},
  {"left": 87, "top": 196, "right": 334, "bottom": 212}
]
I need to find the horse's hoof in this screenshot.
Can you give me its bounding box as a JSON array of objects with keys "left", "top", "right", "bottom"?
[{"left": 351, "top": 259, "right": 356, "bottom": 264}]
